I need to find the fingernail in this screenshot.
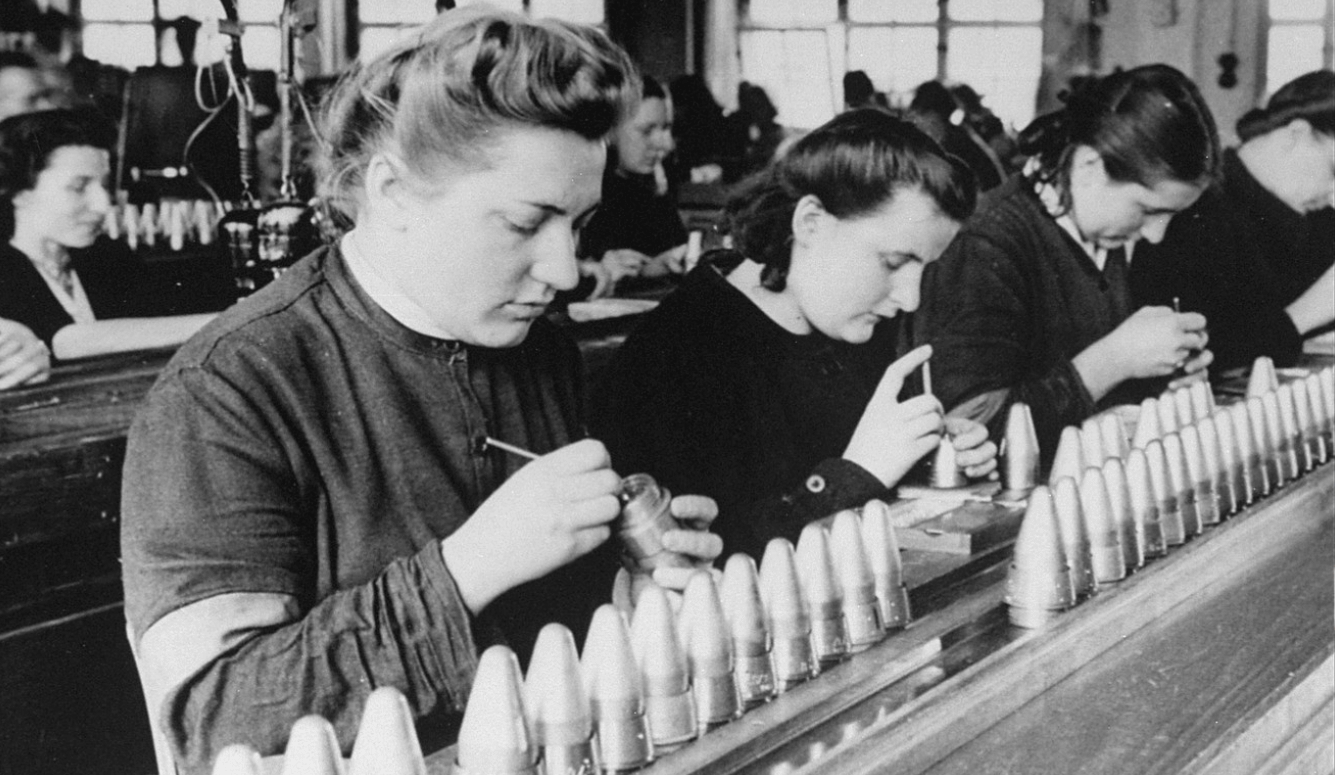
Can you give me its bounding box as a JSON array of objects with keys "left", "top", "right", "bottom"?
[
  {"left": 679, "top": 572, "right": 741, "bottom": 732},
  {"left": 860, "top": 499, "right": 912, "bottom": 630},
  {"left": 212, "top": 745, "right": 264, "bottom": 775},
  {"left": 526, "top": 624, "right": 599, "bottom": 774},
  {"left": 1053, "top": 476, "right": 1096, "bottom": 599},
  {"left": 829, "top": 510, "right": 884, "bottom": 652},
  {"left": 1099, "top": 412, "right": 1128, "bottom": 462},
  {"left": 1005, "top": 485, "right": 1074, "bottom": 627},
  {"left": 281, "top": 716, "right": 346, "bottom": 775},
  {"left": 1002, "top": 402, "right": 1040, "bottom": 495},
  {"left": 719, "top": 553, "right": 776, "bottom": 709},
  {"left": 582, "top": 605, "right": 653, "bottom": 771},
  {"left": 1049, "top": 426, "right": 1086, "bottom": 485},
  {"left": 1160, "top": 432, "right": 1193, "bottom": 543},
  {"left": 759, "top": 538, "right": 817, "bottom": 692},
  {"left": 1126, "top": 446, "right": 1165, "bottom": 558},
  {"left": 795, "top": 524, "right": 850, "bottom": 669},
  {"left": 349, "top": 687, "right": 426, "bottom": 775},
  {"left": 1101, "top": 457, "right": 1142, "bottom": 571},
  {"left": 1132, "top": 397, "right": 1163, "bottom": 450}
]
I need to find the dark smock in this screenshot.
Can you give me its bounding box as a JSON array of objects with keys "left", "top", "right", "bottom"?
[{"left": 592, "top": 259, "right": 899, "bottom": 561}]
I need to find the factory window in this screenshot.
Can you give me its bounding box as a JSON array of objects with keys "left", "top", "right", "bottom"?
[
  {"left": 740, "top": 0, "right": 1043, "bottom": 131},
  {"left": 79, "top": 0, "right": 282, "bottom": 71},
  {"left": 1265, "top": 0, "right": 1334, "bottom": 94},
  {"left": 356, "top": 0, "right": 606, "bottom": 61}
]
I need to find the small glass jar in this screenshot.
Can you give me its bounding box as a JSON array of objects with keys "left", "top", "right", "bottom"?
[{"left": 616, "top": 473, "right": 693, "bottom": 571}]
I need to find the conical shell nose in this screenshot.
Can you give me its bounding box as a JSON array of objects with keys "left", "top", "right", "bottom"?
[
  {"left": 795, "top": 523, "right": 849, "bottom": 668},
  {"left": 1260, "top": 392, "right": 1289, "bottom": 486},
  {"left": 680, "top": 571, "right": 741, "bottom": 730},
  {"left": 1292, "top": 378, "right": 1318, "bottom": 471},
  {"left": 829, "top": 510, "right": 884, "bottom": 651},
  {"left": 629, "top": 583, "right": 696, "bottom": 749},
  {"left": 525, "top": 623, "right": 596, "bottom": 773},
  {"left": 860, "top": 500, "right": 912, "bottom": 630},
  {"left": 930, "top": 434, "right": 966, "bottom": 488},
  {"left": 1247, "top": 356, "right": 1278, "bottom": 397},
  {"left": 1099, "top": 412, "right": 1128, "bottom": 462},
  {"left": 1002, "top": 402, "right": 1040, "bottom": 494},
  {"left": 1132, "top": 397, "right": 1163, "bottom": 449},
  {"left": 1126, "top": 447, "right": 1165, "bottom": 558},
  {"left": 1229, "top": 401, "right": 1263, "bottom": 501},
  {"left": 1303, "top": 372, "right": 1331, "bottom": 464},
  {"left": 1195, "top": 415, "right": 1228, "bottom": 521},
  {"left": 1005, "top": 485, "right": 1073, "bottom": 627},
  {"left": 1320, "top": 368, "right": 1335, "bottom": 442},
  {"left": 719, "top": 553, "right": 776, "bottom": 708},
  {"left": 213, "top": 745, "right": 264, "bottom": 775},
  {"left": 1156, "top": 394, "right": 1180, "bottom": 436},
  {"left": 582, "top": 605, "right": 652, "bottom": 771},
  {"left": 282, "top": 716, "right": 347, "bottom": 775},
  {"left": 1079, "top": 468, "right": 1126, "bottom": 584},
  {"left": 1172, "top": 387, "right": 1195, "bottom": 430},
  {"left": 1160, "top": 432, "right": 1192, "bottom": 544},
  {"left": 1180, "top": 424, "right": 1218, "bottom": 529},
  {"left": 1053, "top": 476, "right": 1095, "bottom": 599},
  {"left": 1210, "top": 409, "right": 1243, "bottom": 514},
  {"left": 456, "top": 647, "right": 536, "bottom": 775},
  {"left": 1080, "top": 417, "right": 1106, "bottom": 467},
  {"left": 1248, "top": 396, "right": 1277, "bottom": 494},
  {"left": 1049, "top": 426, "right": 1086, "bottom": 485},
  {"left": 759, "top": 538, "right": 816, "bottom": 690},
  {"left": 1189, "top": 381, "right": 1213, "bottom": 422},
  {"left": 349, "top": 688, "right": 426, "bottom": 775},
  {"left": 1101, "top": 457, "right": 1142, "bottom": 571},
  {"left": 1276, "top": 383, "right": 1303, "bottom": 479}
]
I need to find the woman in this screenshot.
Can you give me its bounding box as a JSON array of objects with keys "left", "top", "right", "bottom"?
[
  {"left": 578, "top": 75, "right": 687, "bottom": 294},
  {"left": 593, "top": 109, "right": 996, "bottom": 561},
  {"left": 915, "top": 65, "right": 1218, "bottom": 461},
  {"left": 0, "top": 316, "right": 48, "bottom": 388},
  {"left": 0, "top": 108, "right": 213, "bottom": 360},
  {"left": 120, "top": 10, "right": 718, "bottom": 771},
  {"left": 1132, "top": 70, "right": 1335, "bottom": 370}
]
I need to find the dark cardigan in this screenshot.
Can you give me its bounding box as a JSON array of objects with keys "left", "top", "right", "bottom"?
[
  {"left": 915, "top": 175, "right": 1155, "bottom": 464},
  {"left": 591, "top": 260, "right": 901, "bottom": 561},
  {"left": 1131, "top": 149, "right": 1330, "bottom": 370}
]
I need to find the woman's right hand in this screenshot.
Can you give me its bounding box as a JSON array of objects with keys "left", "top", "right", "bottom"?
[
  {"left": 0, "top": 319, "right": 51, "bottom": 390},
  {"left": 1074, "top": 306, "right": 1209, "bottom": 399},
  {"left": 441, "top": 439, "right": 622, "bottom": 614},
  {"left": 600, "top": 249, "right": 651, "bottom": 284},
  {"left": 844, "top": 344, "right": 944, "bottom": 487}
]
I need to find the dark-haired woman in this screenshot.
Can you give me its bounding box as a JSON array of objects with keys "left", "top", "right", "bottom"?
[
  {"left": 916, "top": 65, "right": 1219, "bottom": 461},
  {"left": 593, "top": 109, "right": 997, "bottom": 560},
  {"left": 0, "top": 108, "right": 213, "bottom": 359},
  {"left": 1132, "top": 70, "right": 1335, "bottom": 370}
]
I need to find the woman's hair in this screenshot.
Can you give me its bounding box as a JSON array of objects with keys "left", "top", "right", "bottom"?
[
  {"left": 642, "top": 74, "right": 665, "bottom": 102},
  {"left": 0, "top": 107, "right": 115, "bottom": 239},
  {"left": 317, "top": 5, "right": 639, "bottom": 231},
  {"left": 722, "top": 108, "right": 976, "bottom": 291},
  {"left": 1018, "top": 64, "right": 1219, "bottom": 211},
  {"left": 1236, "top": 70, "right": 1335, "bottom": 142}
]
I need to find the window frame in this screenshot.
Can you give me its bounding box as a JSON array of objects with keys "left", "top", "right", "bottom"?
[
  {"left": 1262, "top": 0, "right": 1335, "bottom": 95},
  {"left": 351, "top": 0, "right": 607, "bottom": 61},
  {"left": 73, "top": 0, "right": 282, "bottom": 71}
]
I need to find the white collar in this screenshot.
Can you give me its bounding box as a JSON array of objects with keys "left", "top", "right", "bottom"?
[
  {"left": 340, "top": 231, "right": 457, "bottom": 340},
  {"left": 1025, "top": 159, "right": 1136, "bottom": 270},
  {"left": 31, "top": 259, "right": 95, "bottom": 324}
]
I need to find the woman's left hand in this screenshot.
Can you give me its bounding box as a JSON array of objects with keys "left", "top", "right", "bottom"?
[
  {"left": 0, "top": 319, "right": 51, "bottom": 390},
  {"left": 613, "top": 493, "right": 723, "bottom": 612},
  {"left": 945, "top": 416, "right": 999, "bottom": 480}
]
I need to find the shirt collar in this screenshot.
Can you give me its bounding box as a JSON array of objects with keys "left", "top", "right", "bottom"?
[
  {"left": 340, "top": 231, "right": 457, "bottom": 341},
  {"left": 1025, "top": 158, "right": 1130, "bottom": 269}
]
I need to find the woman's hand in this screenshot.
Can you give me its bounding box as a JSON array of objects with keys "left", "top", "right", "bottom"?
[
  {"left": 612, "top": 494, "right": 723, "bottom": 614},
  {"left": 600, "top": 249, "right": 651, "bottom": 285},
  {"left": 0, "top": 319, "right": 51, "bottom": 389},
  {"left": 844, "top": 344, "right": 944, "bottom": 487},
  {"left": 1073, "top": 306, "right": 1209, "bottom": 401},
  {"left": 641, "top": 244, "right": 689, "bottom": 278},
  {"left": 945, "top": 416, "right": 999, "bottom": 480},
  {"left": 578, "top": 259, "right": 615, "bottom": 300},
  {"left": 441, "top": 439, "right": 621, "bottom": 614}
]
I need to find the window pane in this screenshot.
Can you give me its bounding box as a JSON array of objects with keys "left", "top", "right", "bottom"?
[
  {"left": 847, "top": 26, "right": 939, "bottom": 108},
  {"left": 360, "top": 0, "right": 440, "bottom": 25},
  {"left": 238, "top": 0, "right": 284, "bottom": 23},
  {"left": 241, "top": 25, "right": 281, "bottom": 71},
  {"left": 1269, "top": 0, "right": 1328, "bottom": 21},
  {"left": 947, "top": 26, "right": 1042, "bottom": 129},
  {"left": 847, "top": 0, "right": 938, "bottom": 23},
  {"left": 1267, "top": 25, "right": 1326, "bottom": 94},
  {"left": 949, "top": 0, "right": 1042, "bottom": 22},
  {"left": 457, "top": 0, "right": 525, "bottom": 11},
  {"left": 740, "top": 29, "right": 836, "bottom": 129},
  {"left": 529, "top": 0, "right": 605, "bottom": 25},
  {"left": 83, "top": 23, "right": 158, "bottom": 68},
  {"left": 81, "top": 0, "right": 153, "bottom": 22},
  {"left": 747, "top": 0, "right": 838, "bottom": 26},
  {"left": 158, "top": 0, "right": 203, "bottom": 19}
]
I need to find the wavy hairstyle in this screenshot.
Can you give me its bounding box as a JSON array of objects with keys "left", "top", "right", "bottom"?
[
  {"left": 1237, "top": 70, "right": 1335, "bottom": 142},
  {"left": 721, "top": 108, "right": 976, "bottom": 291},
  {"left": 316, "top": 5, "right": 639, "bottom": 231},
  {"left": 0, "top": 107, "right": 115, "bottom": 239},
  {"left": 1019, "top": 64, "right": 1219, "bottom": 214}
]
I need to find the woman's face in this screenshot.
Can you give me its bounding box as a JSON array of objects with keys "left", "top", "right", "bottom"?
[
  {"left": 1268, "top": 121, "right": 1335, "bottom": 213},
  {"left": 1067, "top": 146, "right": 1204, "bottom": 249},
  {"left": 11, "top": 145, "right": 111, "bottom": 249},
  {"left": 786, "top": 188, "right": 961, "bottom": 344},
  {"left": 614, "top": 96, "right": 674, "bottom": 176},
  {"left": 375, "top": 125, "right": 604, "bottom": 348}
]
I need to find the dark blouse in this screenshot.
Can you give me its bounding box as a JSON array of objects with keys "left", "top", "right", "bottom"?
[
  {"left": 915, "top": 175, "right": 1154, "bottom": 464},
  {"left": 1131, "top": 149, "right": 1332, "bottom": 369},
  {"left": 580, "top": 170, "right": 687, "bottom": 261},
  {"left": 591, "top": 259, "right": 900, "bottom": 561},
  {"left": 0, "top": 239, "right": 151, "bottom": 350}
]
